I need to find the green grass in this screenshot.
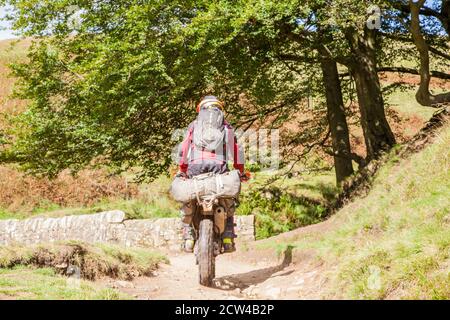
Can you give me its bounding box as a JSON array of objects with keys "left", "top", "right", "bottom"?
[
  {"left": 0, "top": 266, "right": 129, "bottom": 300},
  {"left": 0, "top": 241, "right": 168, "bottom": 300},
  {"left": 34, "top": 197, "right": 178, "bottom": 220},
  {"left": 273, "top": 124, "right": 450, "bottom": 299},
  {"left": 95, "top": 242, "right": 169, "bottom": 269},
  {"left": 0, "top": 198, "right": 179, "bottom": 221},
  {"left": 0, "top": 208, "right": 26, "bottom": 220},
  {"left": 386, "top": 88, "right": 436, "bottom": 121}
]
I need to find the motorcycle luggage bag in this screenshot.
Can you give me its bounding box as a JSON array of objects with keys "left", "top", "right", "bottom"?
[{"left": 170, "top": 170, "right": 241, "bottom": 203}]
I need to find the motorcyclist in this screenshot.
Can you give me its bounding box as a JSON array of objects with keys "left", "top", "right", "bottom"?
[{"left": 177, "top": 95, "right": 246, "bottom": 253}]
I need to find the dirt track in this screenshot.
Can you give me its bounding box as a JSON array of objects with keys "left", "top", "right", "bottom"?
[
  {"left": 103, "top": 217, "right": 336, "bottom": 300},
  {"left": 108, "top": 244, "right": 327, "bottom": 300}
]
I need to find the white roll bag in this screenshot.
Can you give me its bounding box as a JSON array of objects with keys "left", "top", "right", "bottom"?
[{"left": 170, "top": 170, "right": 241, "bottom": 203}]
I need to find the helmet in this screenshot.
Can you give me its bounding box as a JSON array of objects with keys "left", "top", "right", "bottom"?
[{"left": 196, "top": 95, "right": 224, "bottom": 112}]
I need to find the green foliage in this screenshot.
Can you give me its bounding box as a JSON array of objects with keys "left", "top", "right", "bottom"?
[
  {"left": 238, "top": 185, "right": 328, "bottom": 239},
  {"left": 1, "top": 0, "right": 446, "bottom": 181},
  {"left": 0, "top": 0, "right": 352, "bottom": 179},
  {"left": 0, "top": 196, "right": 179, "bottom": 221},
  {"left": 244, "top": 162, "right": 263, "bottom": 173},
  {"left": 1, "top": 1, "right": 210, "bottom": 180}
]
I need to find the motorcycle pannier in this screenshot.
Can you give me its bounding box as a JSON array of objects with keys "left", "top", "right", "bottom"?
[{"left": 170, "top": 170, "right": 241, "bottom": 203}]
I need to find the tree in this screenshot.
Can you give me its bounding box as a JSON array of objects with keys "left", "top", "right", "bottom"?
[
  {"left": 385, "top": 0, "right": 450, "bottom": 107},
  {"left": 1, "top": 0, "right": 359, "bottom": 184},
  {"left": 5, "top": 0, "right": 442, "bottom": 183},
  {"left": 409, "top": 0, "right": 450, "bottom": 106},
  {"left": 319, "top": 47, "right": 354, "bottom": 184},
  {"left": 345, "top": 26, "right": 396, "bottom": 159},
  {"left": 1, "top": 1, "right": 208, "bottom": 180}
]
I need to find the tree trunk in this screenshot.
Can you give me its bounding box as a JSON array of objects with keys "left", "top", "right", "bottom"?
[
  {"left": 410, "top": 0, "right": 450, "bottom": 107},
  {"left": 319, "top": 51, "right": 354, "bottom": 185},
  {"left": 440, "top": 0, "right": 450, "bottom": 36},
  {"left": 346, "top": 28, "right": 396, "bottom": 160}
]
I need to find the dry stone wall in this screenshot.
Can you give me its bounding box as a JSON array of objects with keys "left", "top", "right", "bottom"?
[{"left": 0, "top": 211, "right": 255, "bottom": 250}]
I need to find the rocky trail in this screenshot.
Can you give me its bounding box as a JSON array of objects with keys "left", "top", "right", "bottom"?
[
  {"left": 104, "top": 244, "right": 327, "bottom": 300},
  {"left": 102, "top": 212, "right": 338, "bottom": 300}
]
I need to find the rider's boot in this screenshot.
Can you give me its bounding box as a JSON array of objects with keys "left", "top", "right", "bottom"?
[
  {"left": 182, "top": 223, "right": 195, "bottom": 253},
  {"left": 222, "top": 217, "right": 236, "bottom": 253}
]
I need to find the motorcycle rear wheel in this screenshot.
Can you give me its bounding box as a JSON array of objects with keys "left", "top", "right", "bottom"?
[{"left": 198, "top": 219, "right": 215, "bottom": 286}]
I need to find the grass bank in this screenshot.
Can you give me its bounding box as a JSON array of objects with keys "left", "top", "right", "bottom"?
[
  {"left": 0, "top": 241, "right": 168, "bottom": 299},
  {"left": 270, "top": 123, "right": 450, "bottom": 299},
  {"left": 0, "top": 266, "right": 128, "bottom": 300}
]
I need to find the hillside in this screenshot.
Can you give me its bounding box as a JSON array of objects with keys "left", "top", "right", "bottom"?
[
  {"left": 238, "top": 119, "right": 449, "bottom": 299},
  {"left": 0, "top": 38, "right": 29, "bottom": 118}
]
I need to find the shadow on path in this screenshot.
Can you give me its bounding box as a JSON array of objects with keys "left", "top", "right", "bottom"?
[{"left": 213, "top": 245, "right": 294, "bottom": 291}]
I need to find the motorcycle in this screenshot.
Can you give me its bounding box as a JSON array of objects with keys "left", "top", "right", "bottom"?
[
  {"left": 191, "top": 195, "right": 233, "bottom": 287},
  {"left": 171, "top": 169, "right": 249, "bottom": 287}
]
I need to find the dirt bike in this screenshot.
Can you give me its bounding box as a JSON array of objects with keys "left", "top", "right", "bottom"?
[
  {"left": 172, "top": 170, "right": 250, "bottom": 287},
  {"left": 190, "top": 195, "right": 233, "bottom": 287}
]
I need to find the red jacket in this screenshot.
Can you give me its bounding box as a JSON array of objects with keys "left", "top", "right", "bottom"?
[{"left": 179, "top": 120, "right": 244, "bottom": 174}]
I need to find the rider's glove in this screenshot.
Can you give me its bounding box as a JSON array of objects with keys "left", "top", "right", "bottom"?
[{"left": 240, "top": 171, "right": 251, "bottom": 182}]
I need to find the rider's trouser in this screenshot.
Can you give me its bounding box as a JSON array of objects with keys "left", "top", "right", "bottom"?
[{"left": 181, "top": 200, "right": 196, "bottom": 241}]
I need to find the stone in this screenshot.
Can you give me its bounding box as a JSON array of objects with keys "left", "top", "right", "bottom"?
[
  {"left": 0, "top": 211, "right": 255, "bottom": 249},
  {"left": 286, "top": 286, "right": 303, "bottom": 294},
  {"left": 151, "top": 286, "right": 160, "bottom": 292},
  {"left": 105, "top": 210, "right": 126, "bottom": 223},
  {"left": 243, "top": 285, "right": 256, "bottom": 297}
]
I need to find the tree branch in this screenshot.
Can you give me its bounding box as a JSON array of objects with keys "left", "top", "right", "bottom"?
[
  {"left": 429, "top": 45, "right": 450, "bottom": 60},
  {"left": 378, "top": 66, "right": 450, "bottom": 80},
  {"left": 392, "top": 0, "right": 450, "bottom": 35},
  {"left": 339, "top": 66, "right": 450, "bottom": 80},
  {"left": 410, "top": 0, "right": 450, "bottom": 106},
  {"left": 392, "top": 0, "right": 444, "bottom": 19},
  {"left": 277, "top": 53, "right": 318, "bottom": 64},
  {"left": 285, "top": 127, "right": 331, "bottom": 173}
]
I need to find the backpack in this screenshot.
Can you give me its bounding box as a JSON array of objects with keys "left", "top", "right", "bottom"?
[{"left": 192, "top": 106, "right": 225, "bottom": 153}]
